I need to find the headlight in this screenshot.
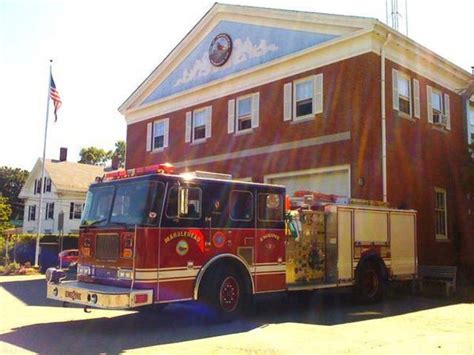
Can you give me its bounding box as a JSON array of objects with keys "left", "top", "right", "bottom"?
[
  {"left": 117, "top": 269, "right": 133, "bottom": 280},
  {"left": 78, "top": 265, "right": 91, "bottom": 275}
]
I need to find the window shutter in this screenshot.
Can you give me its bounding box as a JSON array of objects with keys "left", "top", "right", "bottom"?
[
  {"left": 413, "top": 79, "right": 420, "bottom": 118},
  {"left": 444, "top": 93, "right": 451, "bottom": 130},
  {"left": 34, "top": 180, "right": 37, "bottom": 195},
  {"left": 228, "top": 99, "right": 235, "bottom": 133},
  {"left": 283, "top": 83, "right": 292, "bottom": 121},
  {"left": 185, "top": 111, "right": 192, "bottom": 143},
  {"left": 163, "top": 118, "right": 170, "bottom": 147},
  {"left": 251, "top": 92, "right": 260, "bottom": 128},
  {"left": 69, "top": 202, "right": 74, "bottom": 219},
  {"left": 205, "top": 106, "right": 212, "bottom": 139},
  {"left": 146, "top": 122, "right": 152, "bottom": 151},
  {"left": 427, "top": 86, "right": 433, "bottom": 123},
  {"left": 313, "top": 73, "right": 323, "bottom": 114},
  {"left": 392, "top": 69, "right": 399, "bottom": 111}
]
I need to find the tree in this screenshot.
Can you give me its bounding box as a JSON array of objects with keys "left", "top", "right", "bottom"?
[
  {"left": 0, "top": 196, "right": 13, "bottom": 233},
  {"left": 78, "top": 147, "right": 112, "bottom": 166},
  {"left": 113, "top": 140, "right": 126, "bottom": 168},
  {"left": 0, "top": 167, "right": 29, "bottom": 220}
]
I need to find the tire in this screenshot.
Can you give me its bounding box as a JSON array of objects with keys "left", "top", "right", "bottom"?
[
  {"left": 355, "top": 260, "right": 385, "bottom": 303},
  {"left": 200, "top": 266, "right": 249, "bottom": 321}
]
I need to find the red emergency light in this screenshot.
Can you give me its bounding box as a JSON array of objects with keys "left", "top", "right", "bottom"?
[{"left": 102, "top": 163, "right": 175, "bottom": 181}]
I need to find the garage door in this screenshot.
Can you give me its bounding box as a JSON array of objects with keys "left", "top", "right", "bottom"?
[{"left": 267, "top": 169, "right": 350, "bottom": 197}]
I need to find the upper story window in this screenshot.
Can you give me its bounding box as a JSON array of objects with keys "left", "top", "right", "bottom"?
[
  {"left": 185, "top": 106, "right": 212, "bottom": 144},
  {"left": 33, "top": 177, "right": 52, "bottom": 195},
  {"left": 227, "top": 93, "right": 260, "bottom": 134},
  {"left": 434, "top": 187, "right": 448, "bottom": 240},
  {"left": 146, "top": 118, "right": 169, "bottom": 152},
  {"left": 427, "top": 85, "right": 451, "bottom": 130},
  {"left": 283, "top": 74, "right": 323, "bottom": 122},
  {"left": 392, "top": 69, "right": 420, "bottom": 118}
]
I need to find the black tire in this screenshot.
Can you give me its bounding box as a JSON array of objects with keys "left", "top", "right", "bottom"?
[
  {"left": 355, "top": 260, "right": 385, "bottom": 303},
  {"left": 200, "top": 266, "right": 249, "bottom": 321}
]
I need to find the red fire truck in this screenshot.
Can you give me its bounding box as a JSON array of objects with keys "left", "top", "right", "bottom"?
[{"left": 46, "top": 164, "right": 417, "bottom": 318}]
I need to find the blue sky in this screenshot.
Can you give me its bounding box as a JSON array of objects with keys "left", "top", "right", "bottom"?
[{"left": 0, "top": 0, "right": 472, "bottom": 170}]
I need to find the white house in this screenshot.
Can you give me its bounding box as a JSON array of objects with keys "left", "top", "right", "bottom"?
[{"left": 19, "top": 153, "right": 104, "bottom": 235}]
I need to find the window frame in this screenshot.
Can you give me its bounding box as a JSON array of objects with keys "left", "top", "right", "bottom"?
[
  {"left": 70, "top": 202, "right": 83, "bottom": 220},
  {"left": 434, "top": 187, "right": 448, "bottom": 240},
  {"left": 192, "top": 107, "right": 208, "bottom": 143},
  {"left": 397, "top": 73, "right": 412, "bottom": 116},
  {"left": 28, "top": 205, "right": 36, "bottom": 221},
  {"left": 45, "top": 202, "right": 55, "bottom": 220},
  {"left": 229, "top": 190, "right": 254, "bottom": 222},
  {"left": 431, "top": 89, "right": 444, "bottom": 124},
  {"left": 257, "top": 193, "right": 284, "bottom": 222},
  {"left": 236, "top": 94, "right": 253, "bottom": 133},
  {"left": 152, "top": 119, "right": 166, "bottom": 151},
  {"left": 293, "top": 76, "right": 314, "bottom": 121}
]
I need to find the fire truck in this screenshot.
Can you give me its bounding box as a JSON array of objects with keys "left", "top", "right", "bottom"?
[{"left": 46, "top": 163, "right": 417, "bottom": 318}]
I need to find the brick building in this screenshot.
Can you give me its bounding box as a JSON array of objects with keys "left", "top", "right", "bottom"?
[{"left": 119, "top": 5, "right": 474, "bottom": 272}]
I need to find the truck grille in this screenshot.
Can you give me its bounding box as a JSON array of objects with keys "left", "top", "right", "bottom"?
[{"left": 95, "top": 234, "right": 119, "bottom": 261}]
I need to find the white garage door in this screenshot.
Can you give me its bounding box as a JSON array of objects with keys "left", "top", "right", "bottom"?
[{"left": 267, "top": 169, "right": 350, "bottom": 197}]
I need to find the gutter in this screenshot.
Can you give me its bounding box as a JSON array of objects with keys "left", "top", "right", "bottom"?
[{"left": 381, "top": 33, "right": 392, "bottom": 203}]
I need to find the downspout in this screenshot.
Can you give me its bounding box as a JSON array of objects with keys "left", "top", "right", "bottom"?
[{"left": 381, "top": 33, "right": 392, "bottom": 203}]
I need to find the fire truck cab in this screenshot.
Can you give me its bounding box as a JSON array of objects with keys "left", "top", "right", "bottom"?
[{"left": 46, "top": 164, "right": 417, "bottom": 318}]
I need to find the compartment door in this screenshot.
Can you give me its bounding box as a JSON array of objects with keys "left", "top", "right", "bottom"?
[
  {"left": 337, "top": 209, "right": 353, "bottom": 281},
  {"left": 390, "top": 212, "right": 416, "bottom": 276}
]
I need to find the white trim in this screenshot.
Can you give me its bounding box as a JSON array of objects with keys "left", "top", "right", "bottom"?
[{"left": 264, "top": 164, "right": 351, "bottom": 197}]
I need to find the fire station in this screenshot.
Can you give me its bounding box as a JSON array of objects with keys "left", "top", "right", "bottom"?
[{"left": 118, "top": 4, "right": 474, "bottom": 274}]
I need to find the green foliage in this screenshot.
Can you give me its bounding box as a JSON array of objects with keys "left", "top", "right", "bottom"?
[
  {"left": 0, "top": 196, "right": 13, "bottom": 233},
  {"left": 114, "top": 140, "right": 126, "bottom": 168},
  {"left": 0, "top": 166, "right": 29, "bottom": 220},
  {"left": 78, "top": 146, "right": 112, "bottom": 166}
]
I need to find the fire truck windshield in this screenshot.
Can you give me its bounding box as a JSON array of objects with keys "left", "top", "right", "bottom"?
[{"left": 81, "top": 180, "right": 164, "bottom": 227}]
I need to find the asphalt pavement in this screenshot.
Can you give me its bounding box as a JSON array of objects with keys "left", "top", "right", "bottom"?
[{"left": 0, "top": 275, "right": 472, "bottom": 354}]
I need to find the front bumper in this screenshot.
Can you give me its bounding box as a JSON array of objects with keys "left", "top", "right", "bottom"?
[{"left": 47, "top": 281, "right": 153, "bottom": 309}]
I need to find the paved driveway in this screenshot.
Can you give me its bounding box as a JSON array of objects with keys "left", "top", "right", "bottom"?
[{"left": 0, "top": 275, "right": 472, "bottom": 354}]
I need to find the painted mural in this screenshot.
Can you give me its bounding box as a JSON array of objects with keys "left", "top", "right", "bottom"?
[{"left": 143, "top": 20, "right": 338, "bottom": 105}]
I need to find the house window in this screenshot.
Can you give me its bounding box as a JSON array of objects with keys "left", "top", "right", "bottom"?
[
  {"left": 431, "top": 90, "right": 443, "bottom": 124},
  {"left": 227, "top": 93, "right": 260, "bottom": 134},
  {"left": 185, "top": 106, "right": 212, "bottom": 143},
  {"left": 152, "top": 119, "right": 168, "bottom": 150},
  {"left": 44, "top": 178, "right": 52, "bottom": 192},
  {"left": 28, "top": 205, "right": 36, "bottom": 221},
  {"left": 69, "top": 202, "right": 83, "bottom": 219},
  {"left": 434, "top": 188, "right": 447, "bottom": 240},
  {"left": 45, "top": 202, "right": 55, "bottom": 220},
  {"left": 35, "top": 179, "right": 42, "bottom": 194},
  {"left": 283, "top": 74, "right": 323, "bottom": 122},
  {"left": 398, "top": 75, "right": 411, "bottom": 115},
  {"left": 146, "top": 118, "right": 169, "bottom": 152},
  {"left": 427, "top": 86, "right": 450, "bottom": 129}
]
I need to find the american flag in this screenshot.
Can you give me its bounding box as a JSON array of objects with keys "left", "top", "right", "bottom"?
[{"left": 49, "top": 74, "right": 62, "bottom": 122}]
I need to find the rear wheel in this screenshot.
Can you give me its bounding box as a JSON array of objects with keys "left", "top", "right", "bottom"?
[
  {"left": 355, "top": 260, "right": 384, "bottom": 303},
  {"left": 200, "top": 266, "right": 249, "bottom": 321}
]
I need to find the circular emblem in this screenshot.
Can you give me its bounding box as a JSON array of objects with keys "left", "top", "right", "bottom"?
[
  {"left": 212, "top": 232, "right": 226, "bottom": 248},
  {"left": 209, "top": 33, "right": 232, "bottom": 66},
  {"left": 176, "top": 240, "right": 189, "bottom": 256}
]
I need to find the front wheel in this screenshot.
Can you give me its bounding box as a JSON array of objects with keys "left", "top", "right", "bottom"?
[{"left": 200, "top": 267, "right": 249, "bottom": 321}]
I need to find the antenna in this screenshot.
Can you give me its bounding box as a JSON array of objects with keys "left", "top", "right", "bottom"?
[{"left": 386, "top": 0, "right": 409, "bottom": 36}]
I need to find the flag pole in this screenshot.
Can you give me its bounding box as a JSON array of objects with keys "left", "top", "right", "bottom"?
[{"left": 34, "top": 60, "right": 53, "bottom": 268}]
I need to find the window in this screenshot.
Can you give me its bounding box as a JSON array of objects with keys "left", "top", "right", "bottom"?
[
  {"left": 427, "top": 86, "right": 450, "bottom": 129},
  {"left": 185, "top": 106, "right": 212, "bottom": 143},
  {"left": 398, "top": 75, "right": 411, "bottom": 115},
  {"left": 392, "top": 69, "right": 420, "bottom": 118},
  {"left": 28, "top": 205, "right": 36, "bottom": 221},
  {"left": 34, "top": 179, "right": 42, "bottom": 194},
  {"left": 227, "top": 93, "right": 260, "bottom": 134},
  {"left": 69, "top": 202, "right": 83, "bottom": 219},
  {"left": 258, "top": 193, "right": 283, "bottom": 221},
  {"left": 230, "top": 190, "right": 253, "bottom": 221},
  {"left": 45, "top": 178, "right": 52, "bottom": 192},
  {"left": 146, "top": 118, "right": 169, "bottom": 152},
  {"left": 283, "top": 74, "right": 323, "bottom": 122},
  {"left": 45, "top": 202, "right": 54, "bottom": 220},
  {"left": 166, "top": 186, "right": 202, "bottom": 219},
  {"left": 434, "top": 188, "right": 447, "bottom": 240}
]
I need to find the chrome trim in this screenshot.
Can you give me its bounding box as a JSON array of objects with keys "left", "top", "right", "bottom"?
[{"left": 193, "top": 253, "right": 255, "bottom": 300}]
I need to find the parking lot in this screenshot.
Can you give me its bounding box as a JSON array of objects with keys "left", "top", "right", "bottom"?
[{"left": 0, "top": 274, "right": 472, "bottom": 354}]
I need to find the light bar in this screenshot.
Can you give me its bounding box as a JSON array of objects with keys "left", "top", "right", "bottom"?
[{"left": 103, "top": 163, "right": 175, "bottom": 181}]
